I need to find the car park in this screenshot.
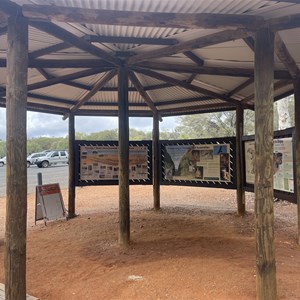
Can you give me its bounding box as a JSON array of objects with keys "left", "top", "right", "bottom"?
[
  {"left": 0, "top": 156, "right": 6, "bottom": 167},
  {"left": 35, "top": 150, "right": 69, "bottom": 168},
  {"left": 27, "top": 152, "right": 45, "bottom": 168}
]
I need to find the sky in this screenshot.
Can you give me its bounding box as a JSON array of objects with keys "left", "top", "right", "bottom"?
[{"left": 0, "top": 107, "right": 178, "bottom": 141}]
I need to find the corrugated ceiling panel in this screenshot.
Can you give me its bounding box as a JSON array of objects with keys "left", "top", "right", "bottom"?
[
  {"left": 28, "top": 26, "right": 63, "bottom": 52},
  {"left": 0, "top": 35, "right": 7, "bottom": 55},
  {"left": 0, "top": 69, "right": 7, "bottom": 86},
  {"left": 40, "top": 68, "right": 94, "bottom": 81},
  {"left": 33, "top": 84, "right": 84, "bottom": 101},
  {"left": 132, "top": 73, "right": 166, "bottom": 87},
  {"left": 27, "top": 69, "right": 47, "bottom": 84},
  {"left": 278, "top": 30, "right": 300, "bottom": 65},
  {"left": 196, "top": 76, "right": 248, "bottom": 97},
  {"left": 148, "top": 86, "right": 205, "bottom": 103},
  {"left": 27, "top": 97, "right": 70, "bottom": 109}
]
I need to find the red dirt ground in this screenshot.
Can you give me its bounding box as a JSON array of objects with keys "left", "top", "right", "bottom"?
[{"left": 0, "top": 185, "right": 300, "bottom": 300}]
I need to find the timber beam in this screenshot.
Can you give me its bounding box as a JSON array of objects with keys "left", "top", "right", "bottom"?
[
  {"left": 242, "top": 79, "right": 292, "bottom": 104},
  {"left": 0, "top": 68, "right": 112, "bottom": 97},
  {"left": 63, "top": 69, "right": 118, "bottom": 119},
  {"left": 133, "top": 67, "right": 241, "bottom": 105},
  {"left": 29, "top": 20, "right": 121, "bottom": 66},
  {"left": 227, "top": 78, "right": 254, "bottom": 97},
  {"left": 22, "top": 5, "right": 265, "bottom": 30},
  {"left": 128, "top": 29, "right": 253, "bottom": 65},
  {"left": 274, "top": 32, "right": 300, "bottom": 78},
  {"left": 128, "top": 71, "right": 159, "bottom": 116},
  {"left": 135, "top": 61, "right": 291, "bottom": 79}
]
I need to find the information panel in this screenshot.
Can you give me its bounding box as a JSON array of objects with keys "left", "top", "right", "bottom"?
[
  {"left": 35, "top": 183, "right": 66, "bottom": 224},
  {"left": 244, "top": 137, "right": 294, "bottom": 192},
  {"left": 75, "top": 141, "right": 152, "bottom": 186},
  {"left": 161, "top": 137, "right": 236, "bottom": 188}
]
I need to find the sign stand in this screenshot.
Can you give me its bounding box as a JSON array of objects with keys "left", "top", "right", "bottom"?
[{"left": 35, "top": 183, "right": 66, "bottom": 225}]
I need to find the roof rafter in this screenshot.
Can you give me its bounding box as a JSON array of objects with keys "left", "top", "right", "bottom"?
[
  {"left": 226, "top": 78, "right": 254, "bottom": 97},
  {"left": 160, "top": 102, "right": 235, "bottom": 114},
  {"left": 242, "top": 79, "right": 292, "bottom": 104},
  {"left": 136, "top": 61, "right": 291, "bottom": 79},
  {"left": 133, "top": 67, "right": 240, "bottom": 105},
  {"left": 0, "top": 0, "right": 20, "bottom": 16},
  {"left": 29, "top": 42, "right": 70, "bottom": 59},
  {"left": 269, "top": 13, "right": 300, "bottom": 31},
  {"left": 0, "top": 68, "right": 112, "bottom": 97},
  {"left": 29, "top": 20, "right": 121, "bottom": 66},
  {"left": 274, "top": 32, "right": 300, "bottom": 78},
  {"left": 183, "top": 51, "right": 204, "bottom": 66},
  {"left": 128, "top": 70, "right": 159, "bottom": 116},
  {"left": 22, "top": 5, "right": 264, "bottom": 30},
  {"left": 128, "top": 29, "right": 253, "bottom": 65},
  {"left": 63, "top": 69, "right": 118, "bottom": 120}
]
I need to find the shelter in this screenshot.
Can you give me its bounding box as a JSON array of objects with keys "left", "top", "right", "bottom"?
[{"left": 1, "top": 0, "right": 300, "bottom": 299}]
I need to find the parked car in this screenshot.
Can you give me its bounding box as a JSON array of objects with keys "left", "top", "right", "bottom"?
[
  {"left": 35, "top": 150, "right": 69, "bottom": 168},
  {"left": 27, "top": 152, "right": 45, "bottom": 168},
  {"left": 0, "top": 156, "right": 6, "bottom": 167}
]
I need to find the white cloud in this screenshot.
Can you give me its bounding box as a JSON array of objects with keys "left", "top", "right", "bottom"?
[{"left": 0, "top": 108, "right": 179, "bottom": 141}]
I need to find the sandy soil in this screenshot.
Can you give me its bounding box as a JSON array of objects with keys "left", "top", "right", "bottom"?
[{"left": 0, "top": 185, "right": 300, "bottom": 300}]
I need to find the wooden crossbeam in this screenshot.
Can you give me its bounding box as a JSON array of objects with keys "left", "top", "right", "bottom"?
[
  {"left": 30, "top": 59, "right": 112, "bottom": 69},
  {"left": 128, "top": 71, "right": 158, "bottom": 115},
  {"left": 128, "top": 29, "right": 252, "bottom": 65},
  {"left": 36, "top": 68, "right": 52, "bottom": 80},
  {"left": 133, "top": 67, "right": 240, "bottom": 105},
  {"left": 159, "top": 102, "right": 235, "bottom": 114},
  {"left": 22, "top": 5, "right": 264, "bottom": 30},
  {"left": 242, "top": 79, "right": 292, "bottom": 104},
  {"left": 0, "top": 0, "right": 20, "bottom": 16},
  {"left": 29, "top": 20, "right": 121, "bottom": 66},
  {"left": 0, "top": 68, "right": 111, "bottom": 97},
  {"left": 29, "top": 42, "right": 70, "bottom": 59},
  {"left": 183, "top": 51, "right": 204, "bottom": 66},
  {"left": 85, "top": 35, "right": 178, "bottom": 46},
  {"left": 63, "top": 69, "right": 118, "bottom": 119},
  {"left": 243, "top": 37, "right": 255, "bottom": 52},
  {"left": 136, "top": 61, "right": 291, "bottom": 79},
  {"left": 227, "top": 78, "right": 254, "bottom": 97},
  {"left": 268, "top": 0, "right": 300, "bottom": 4},
  {"left": 275, "top": 32, "right": 300, "bottom": 78},
  {"left": 269, "top": 13, "right": 300, "bottom": 31}
]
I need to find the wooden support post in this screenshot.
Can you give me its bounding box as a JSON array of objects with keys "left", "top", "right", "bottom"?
[
  {"left": 293, "top": 78, "right": 300, "bottom": 245},
  {"left": 254, "top": 27, "right": 277, "bottom": 300},
  {"left": 5, "top": 16, "right": 28, "bottom": 300},
  {"left": 236, "top": 105, "right": 245, "bottom": 215},
  {"left": 68, "top": 113, "right": 76, "bottom": 218},
  {"left": 118, "top": 64, "right": 130, "bottom": 246},
  {"left": 153, "top": 113, "right": 160, "bottom": 210}
]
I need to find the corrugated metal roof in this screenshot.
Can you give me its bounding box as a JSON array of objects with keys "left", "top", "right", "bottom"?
[{"left": 0, "top": 0, "right": 298, "bottom": 116}]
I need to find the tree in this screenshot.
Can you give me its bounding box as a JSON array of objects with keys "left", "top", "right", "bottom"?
[{"left": 274, "top": 95, "right": 294, "bottom": 131}]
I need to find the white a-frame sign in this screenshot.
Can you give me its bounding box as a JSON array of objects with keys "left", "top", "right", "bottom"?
[{"left": 35, "top": 183, "right": 66, "bottom": 225}]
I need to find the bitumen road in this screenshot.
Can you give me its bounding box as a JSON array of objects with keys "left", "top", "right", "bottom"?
[{"left": 0, "top": 165, "right": 68, "bottom": 197}]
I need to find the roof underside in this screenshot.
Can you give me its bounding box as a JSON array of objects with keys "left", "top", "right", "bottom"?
[{"left": 0, "top": 0, "right": 300, "bottom": 117}]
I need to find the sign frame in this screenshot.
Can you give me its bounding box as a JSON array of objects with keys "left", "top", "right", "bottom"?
[
  {"left": 35, "top": 183, "right": 66, "bottom": 225},
  {"left": 74, "top": 140, "right": 153, "bottom": 186},
  {"left": 160, "top": 137, "right": 237, "bottom": 189},
  {"left": 242, "top": 127, "right": 296, "bottom": 203}
]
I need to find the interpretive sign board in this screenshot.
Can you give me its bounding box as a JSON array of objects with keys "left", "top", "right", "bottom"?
[
  {"left": 75, "top": 140, "right": 152, "bottom": 186},
  {"left": 160, "top": 137, "right": 236, "bottom": 189},
  {"left": 244, "top": 137, "right": 294, "bottom": 193},
  {"left": 35, "top": 183, "right": 66, "bottom": 225}
]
